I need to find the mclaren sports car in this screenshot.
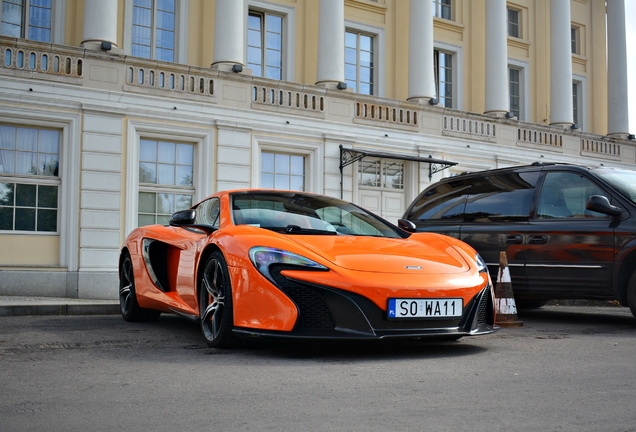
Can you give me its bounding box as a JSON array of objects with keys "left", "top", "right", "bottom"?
[{"left": 119, "top": 189, "right": 496, "bottom": 347}]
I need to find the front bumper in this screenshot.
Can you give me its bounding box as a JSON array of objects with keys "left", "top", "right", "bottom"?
[{"left": 233, "top": 268, "right": 496, "bottom": 341}]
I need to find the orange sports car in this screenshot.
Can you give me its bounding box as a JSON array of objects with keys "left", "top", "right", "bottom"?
[{"left": 119, "top": 189, "right": 496, "bottom": 347}]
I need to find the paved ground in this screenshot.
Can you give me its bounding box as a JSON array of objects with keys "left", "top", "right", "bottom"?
[{"left": 0, "top": 304, "right": 635, "bottom": 431}]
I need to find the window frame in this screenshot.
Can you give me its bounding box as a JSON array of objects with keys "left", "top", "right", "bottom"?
[
  {"left": 0, "top": 126, "right": 61, "bottom": 233},
  {"left": 432, "top": 0, "right": 452, "bottom": 20},
  {"left": 507, "top": 7, "right": 520, "bottom": 38},
  {"left": 137, "top": 138, "right": 196, "bottom": 227},
  {"left": 123, "top": 0, "right": 188, "bottom": 64},
  {"left": 344, "top": 20, "right": 385, "bottom": 97},
  {"left": 245, "top": 0, "right": 295, "bottom": 82},
  {"left": 433, "top": 42, "right": 462, "bottom": 110},
  {"left": 260, "top": 151, "right": 306, "bottom": 191},
  {"left": 572, "top": 76, "right": 587, "bottom": 131},
  {"left": 0, "top": 108, "right": 81, "bottom": 269},
  {"left": 125, "top": 120, "right": 213, "bottom": 233},
  {"left": 508, "top": 59, "right": 529, "bottom": 121},
  {"left": 251, "top": 135, "right": 323, "bottom": 193},
  {"left": 358, "top": 158, "right": 405, "bottom": 191},
  {"left": 0, "top": 0, "right": 64, "bottom": 43},
  {"left": 571, "top": 26, "right": 579, "bottom": 55}
]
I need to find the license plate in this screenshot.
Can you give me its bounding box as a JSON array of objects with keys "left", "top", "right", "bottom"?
[{"left": 387, "top": 298, "right": 463, "bottom": 319}]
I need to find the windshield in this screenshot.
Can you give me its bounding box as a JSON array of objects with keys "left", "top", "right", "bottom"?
[
  {"left": 231, "top": 192, "right": 404, "bottom": 238},
  {"left": 593, "top": 168, "right": 636, "bottom": 205}
]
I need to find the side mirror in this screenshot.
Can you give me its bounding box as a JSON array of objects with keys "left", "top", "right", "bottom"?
[
  {"left": 586, "top": 195, "right": 623, "bottom": 217},
  {"left": 397, "top": 219, "right": 417, "bottom": 232},
  {"left": 169, "top": 209, "right": 196, "bottom": 226}
]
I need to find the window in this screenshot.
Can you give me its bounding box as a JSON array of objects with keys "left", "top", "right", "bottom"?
[
  {"left": 405, "top": 179, "right": 469, "bottom": 222},
  {"left": 537, "top": 172, "right": 608, "bottom": 219},
  {"left": 132, "top": 0, "right": 175, "bottom": 62},
  {"left": 194, "top": 197, "right": 220, "bottom": 228},
  {"left": 138, "top": 139, "right": 194, "bottom": 226},
  {"left": 345, "top": 30, "right": 374, "bottom": 95},
  {"left": 358, "top": 158, "right": 404, "bottom": 190},
  {"left": 509, "top": 67, "right": 521, "bottom": 119},
  {"left": 1, "top": 0, "right": 51, "bottom": 41},
  {"left": 507, "top": 8, "right": 520, "bottom": 38},
  {"left": 247, "top": 11, "right": 283, "bottom": 80},
  {"left": 261, "top": 152, "right": 305, "bottom": 191},
  {"left": 432, "top": 0, "right": 452, "bottom": 20},
  {"left": 463, "top": 172, "right": 539, "bottom": 222},
  {"left": 0, "top": 125, "right": 60, "bottom": 232},
  {"left": 571, "top": 26, "right": 579, "bottom": 55},
  {"left": 434, "top": 49, "right": 453, "bottom": 108},
  {"left": 572, "top": 82, "right": 579, "bottom": 127}
]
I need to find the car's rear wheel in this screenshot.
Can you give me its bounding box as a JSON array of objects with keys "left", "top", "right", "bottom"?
[
  {"left": 199, "top": 251, "right": 240, "bottom": 348},
  {"left": 119, "top": 252, "right": 161, "bottom": 322},
  {"left": 627, "top": 272, "right": 636, "bottom": 319}
]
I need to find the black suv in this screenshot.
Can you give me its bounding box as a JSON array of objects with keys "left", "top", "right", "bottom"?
[{"left": 400, "top": 163, "right": 636, "bottom": 317}]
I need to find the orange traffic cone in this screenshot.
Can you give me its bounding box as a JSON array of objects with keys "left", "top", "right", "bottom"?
[{"left": 495, "top": 251, "right": 523, "bottom": 328}]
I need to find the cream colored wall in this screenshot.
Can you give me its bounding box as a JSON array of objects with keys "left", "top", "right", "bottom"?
[
  {"left": 0, "top": 236, "right": 60, "bottom": 267},
  {"left": 63, "top": 0, "right": 609, "bottom": 131}
]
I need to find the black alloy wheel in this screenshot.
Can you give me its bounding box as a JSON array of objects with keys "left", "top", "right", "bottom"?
[
  {"left": 119, "top": 252, "right": 161, "bottom": 322},
  {"left": 199, "top": 251, "right": 239, "bottom": 348}
]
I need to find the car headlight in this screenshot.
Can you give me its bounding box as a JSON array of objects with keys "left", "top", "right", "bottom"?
[
  {"left": 249, "top": 247, "right": 328, "bottom": 281},
  {"left": 475, "top": 253, "right": 488, "bottom": 273}
]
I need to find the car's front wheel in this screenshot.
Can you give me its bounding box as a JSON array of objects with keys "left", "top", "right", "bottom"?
[
  {"left": 199, "top": 251, "right": 240, "bottom": 348},
  {"left": 119, "top": 252, "right": 161, "bottom": 322}
]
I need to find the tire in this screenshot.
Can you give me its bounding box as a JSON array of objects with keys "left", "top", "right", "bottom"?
[
  {"left": 515, "top": 299, "right": 548, "bottom": 309},
  {"left": 119, "top": 252, "right": 161, "bottom": 322},
  {"left": 627, "top": 271, "right": 636, "bottom": 319},
  {"left": 199, "top": 251, "right": 240, "bottom": 348}
]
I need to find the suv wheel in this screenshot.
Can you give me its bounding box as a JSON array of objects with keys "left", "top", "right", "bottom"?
[{"left": 627, "top": 272, "right": 636, "bottom": 319}]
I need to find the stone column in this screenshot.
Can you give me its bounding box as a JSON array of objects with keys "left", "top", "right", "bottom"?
[
  {"left": 484, "top": 0, "right": 509, "bottom": 117},
  {"left": 407, "top": 0, "right": 436, "bottom": 103},
  {"left": 315, "top": 0, "right": 345, "bottom": 89},
  {"left": 81, "top": 0, "right": 118, "bottom": 50},
  {"left": 550, "top": 0, "right": 574, "bottom": 127},
  {"left": 211, "top": 0, "right": 245, "bottom": 71},
  {"left": 607, "top": 0, "right": 629, "bottom": 137}
]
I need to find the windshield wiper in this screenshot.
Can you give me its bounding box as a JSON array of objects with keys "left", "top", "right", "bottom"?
[
  {"left": 259, "top": 224, "right": 337, "bottom": 235},
  {"left": 285, "top": 224, "right": 337, "bottom": 235}
]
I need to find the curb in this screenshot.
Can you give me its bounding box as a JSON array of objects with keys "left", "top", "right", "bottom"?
[{"left": 0, "top": 298, "right": 120, "bottom": 317}]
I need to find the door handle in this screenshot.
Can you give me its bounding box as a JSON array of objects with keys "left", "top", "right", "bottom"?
[
  {"left": 528, "top": 235, "right": 548, "bottom": 244},
  {"left": 505, "top": 235, "right": 523, "bottom": 244}
]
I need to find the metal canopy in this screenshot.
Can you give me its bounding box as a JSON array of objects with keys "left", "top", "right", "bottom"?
[{"left": 339, "top": 145, "right": 458, "bottom": 197}]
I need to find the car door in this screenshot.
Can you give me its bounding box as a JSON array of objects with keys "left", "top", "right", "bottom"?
[
  {"left": 458, "top": 170, "right": 539, "bottom": 291},
  {"left": 524, "top": 170, "right": 615, "bottom": 298}
]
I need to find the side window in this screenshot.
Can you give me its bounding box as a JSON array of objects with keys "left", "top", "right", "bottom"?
[
  {"left": 537, "top": 172, "right": 608, "bottom": 219},
  {"left": 406, "top": 179, "right": 471, "bottom": 221},
  {"left": 194, "top": 197, "right": 220, "bottom": 227},
  {"left": 464, "top": 172, "right": 539, "bottom": 222}
]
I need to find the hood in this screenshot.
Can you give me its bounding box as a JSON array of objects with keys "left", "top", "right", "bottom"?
[{"left": 285, "top": 234, "right": 470, "bottom": 274}]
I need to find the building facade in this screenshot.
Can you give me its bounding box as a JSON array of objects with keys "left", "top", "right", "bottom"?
[{"left": 0, "top": 0, "right": 632, "bottom": 299}]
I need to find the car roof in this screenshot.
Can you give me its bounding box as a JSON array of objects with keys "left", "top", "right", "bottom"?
[{"left": 443, "top": 162, "right": 603, "bottom": 181}]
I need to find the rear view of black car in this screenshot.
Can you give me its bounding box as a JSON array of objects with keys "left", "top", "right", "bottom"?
[{"left": 400, "top": 163, "right": 636, "bottom": 318}]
